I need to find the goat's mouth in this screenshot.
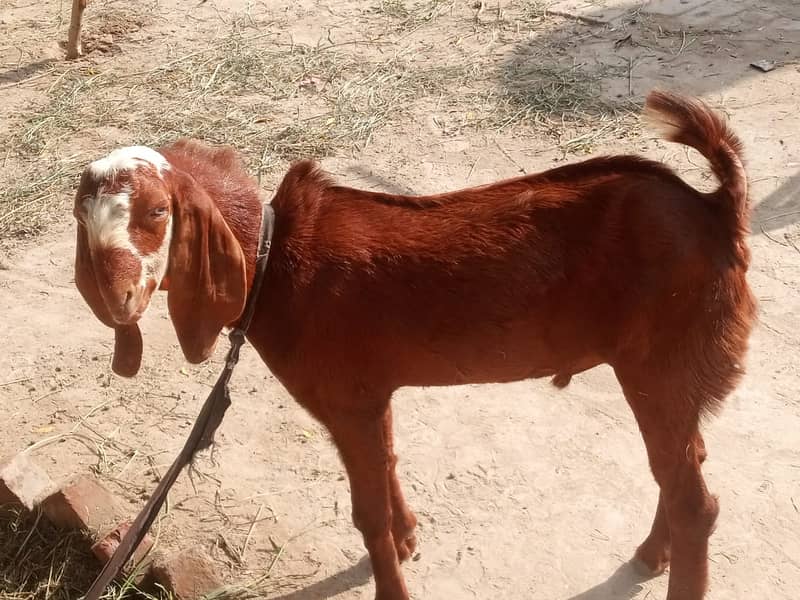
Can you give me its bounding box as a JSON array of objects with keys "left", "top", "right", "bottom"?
[
  {"left": 107, "top": 297, "right": 145, "bottom": 325},
  {"left": 111, "top": 308, "right": 144, "bottom": 326}
]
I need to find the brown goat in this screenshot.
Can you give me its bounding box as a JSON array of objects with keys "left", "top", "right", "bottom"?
[{"left": 73, "top": 91, "right": 756, "bottom": 600}]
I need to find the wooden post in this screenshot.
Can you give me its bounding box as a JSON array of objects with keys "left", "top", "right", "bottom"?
[{"left": 66, "top": 0, "right": 88, "bottom": 59}]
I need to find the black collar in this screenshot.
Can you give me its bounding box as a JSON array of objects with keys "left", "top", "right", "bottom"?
[{"left": 229, "top": 202, "right": 275, "bottom": 347}]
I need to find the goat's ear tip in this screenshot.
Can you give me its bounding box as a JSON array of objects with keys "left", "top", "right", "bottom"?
[
  {"left": 111, "top": 358, "right": 140, "bottom": 378},
  {"left": 184, "top": 356, "right": 207, "bottom": 365},
  {"left": 180, "top": 341, "right": 216, "bottom": 365},
  {"left": 112, "top": 323, "right": 143, "bottom": 378}
]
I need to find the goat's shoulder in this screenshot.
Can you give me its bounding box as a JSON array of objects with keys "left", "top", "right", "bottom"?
[{"left": 271, "top": 159, "right": 335, "bottom": 208}]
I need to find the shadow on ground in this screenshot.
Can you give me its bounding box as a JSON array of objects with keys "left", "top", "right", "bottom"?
[
  {"left": 753, "top": 171, "right": 800, "bottom": 233},
  {"left": 499, "top": 0, "right": 800, "bottom": 231},
  {"left": 565, "top": 560, "right": 655, "bottom": 600},
  {"left": 267, "top": 555, "right": 373, "bottom": 600}
]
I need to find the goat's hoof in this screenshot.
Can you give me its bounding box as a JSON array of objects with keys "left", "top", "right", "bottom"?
[
  {"left": 632, "top": 552, "right": 669, "bottom": 578},
  {"left": 395, "top": 533, "right": 418, "bottom": 562}
]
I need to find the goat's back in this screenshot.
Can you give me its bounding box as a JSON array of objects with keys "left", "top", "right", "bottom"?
[{"left": 251, "top": 156, "right": 751, "bottom": 399}]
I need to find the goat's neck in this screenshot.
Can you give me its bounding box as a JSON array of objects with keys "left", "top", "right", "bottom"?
[{"left": 214, "top": 192, "right": 265, "bottom": 299}]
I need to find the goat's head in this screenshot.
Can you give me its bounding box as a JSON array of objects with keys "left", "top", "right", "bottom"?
[{"left": 74, "top": 144, "right": 248, "bottom": 377}]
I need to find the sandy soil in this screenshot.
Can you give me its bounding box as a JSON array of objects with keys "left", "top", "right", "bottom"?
[{"left": 1, "top": 0, "right": 798, "bottom": 598}]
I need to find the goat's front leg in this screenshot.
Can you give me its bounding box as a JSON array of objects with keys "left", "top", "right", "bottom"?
[{"left": 328, "top": 405, "right": 410, "bottom": 600}]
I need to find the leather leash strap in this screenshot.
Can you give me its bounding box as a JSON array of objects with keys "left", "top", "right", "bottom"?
[{"left": 83, "top": 203, "right": 275, "bottom": 600}]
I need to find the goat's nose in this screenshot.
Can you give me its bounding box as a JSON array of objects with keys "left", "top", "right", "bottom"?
[
  {"left": 103, "top": 285, "right": 140, "bottom": 325},
  {"left": 121, "top": 285, "right": 140, "bottom": 313},
  {"left": 107, "top": 284, "right": 140, "bottom": 323}
]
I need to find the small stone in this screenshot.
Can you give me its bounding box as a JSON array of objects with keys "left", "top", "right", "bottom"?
[
  {"left": 41, "top": 475, "right": 121, "bottom": 537},
  {"left": 0, "top": 454, "right": 54, "bottom": 511},
  {"left": 149, "top": 548, "right": 223, "bottom": 600},
  {"left": 91, "top": 521, "right": 155, "bottom": 582},
  {"left": 751, "top": 59, "right": 777, "bottom": 73}
]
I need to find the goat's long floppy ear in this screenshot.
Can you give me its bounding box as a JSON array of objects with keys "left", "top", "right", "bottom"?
[
  {"left": 166, "top": 169, "right": 247, "bottom": 364},
  {"left": 75, "top": 225, "right": 143, "bottom": 377}
]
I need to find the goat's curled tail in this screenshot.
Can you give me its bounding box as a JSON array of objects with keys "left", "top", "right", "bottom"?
[{"left": 644, "top": 90, "right": 750, "bottom": 247}]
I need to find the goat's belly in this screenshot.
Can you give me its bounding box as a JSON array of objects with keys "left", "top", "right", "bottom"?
[
  {"left": 389, "top": 336, "right": 602, "bottom": 388},
  {"left": 403, "top": 360, "right": 555, "bottom": 387}
]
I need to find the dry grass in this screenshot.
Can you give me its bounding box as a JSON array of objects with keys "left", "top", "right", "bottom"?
[
  {"left": 499, "top": 62, "right": 608, "bottom": 125},
  {"left": 0, "top": 508, "right": 166, "bottom": 600},
  {"left": 0, "top": 503, "right": 299, "bottom": 600},
  {"left": 0, "top": 399, "right": 167, "bottom": 600},
  {"left": 0, "top": 508, "right": 94, "bottom": 600},
  {"left": 520, "top": 0, "right": 556, "bottom": 21},
  {"left": 481, "top": 62, "right": 633, "bottom": 129},
  {"left": 370, "top": 0, "right": 456, "bottom": 31},
  {"left": 0, "top": 4, "right": 638, "bottom": 238},
  {"left": 0, "top": 160, "right": 82, "bottom": 239},
  {"left": 0, "top": 31, "right": 471, "bottom": 238},
  {"left": 492, "top": 60, "right": 640, "bottom": 153}
]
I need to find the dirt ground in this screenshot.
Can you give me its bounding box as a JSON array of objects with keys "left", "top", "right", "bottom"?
[{"left": 1, "top": 0, "right": 798, "bottom": 599}]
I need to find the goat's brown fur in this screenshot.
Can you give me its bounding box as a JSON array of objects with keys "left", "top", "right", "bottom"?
[{"left": 74, "top": 91, "right": 757, "bottom": 600}]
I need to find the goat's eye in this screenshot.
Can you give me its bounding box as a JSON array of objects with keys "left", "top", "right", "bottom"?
[{"left": 149, "top": 206, "right": 169, "bottom": 219}]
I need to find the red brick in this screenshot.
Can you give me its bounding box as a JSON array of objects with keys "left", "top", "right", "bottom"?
[
  {"left": 150, "top": 548, "right": 223, "bottom": 600},
  {"left": 41, "top": 475, "right": 121, "bottom": 535},
  {"left": 0, "top": 453, "right": 54, "bottom": 511},
  {"left": 91, "top": 521, "right": 155, "bottom": 582}
]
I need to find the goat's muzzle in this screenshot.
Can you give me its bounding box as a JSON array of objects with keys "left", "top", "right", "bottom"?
[{"left": 92, "top": 247, "right": 150, "bottom": 325}]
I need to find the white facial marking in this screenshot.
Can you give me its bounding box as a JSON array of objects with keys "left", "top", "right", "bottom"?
[
  {"left": 139, "top": 216, "right": 173, "bottom": 289},
  {"left": 83, "top": 189, "right": 135, "bottom": 251},
  {"left": 88, "top": 146, "right": 170, "bottom": 179},
  {"left": 81, "top": 146, "right": 174, "bottom": 294}
]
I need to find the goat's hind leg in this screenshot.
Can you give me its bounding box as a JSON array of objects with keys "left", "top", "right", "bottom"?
[
  {"left": 617, "top": 368, "right": 719, "bottom": 600},
  {"left": 634, "top": 434, "right": 708, "bottom": 578},
  {"left": 634, "top": 491, "right": 671, "bottom": 576},
  {"left": 384, "top": 407, "right": 418, "bottom": 562}
]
